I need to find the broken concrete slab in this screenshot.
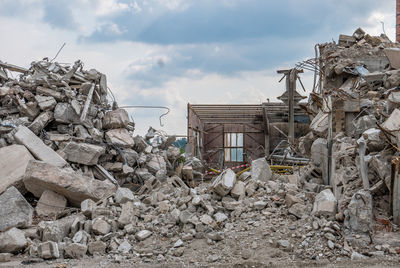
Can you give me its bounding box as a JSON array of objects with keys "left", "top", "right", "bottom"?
[
  {"left": 54, "top": 103, "right": 80, "bottom": 124},
  {"left": 62, "top": 142, "right": 105, "bottom": 165},
  {"left": 310, "top": 111, "right": 328, "bottom": 136},
  {"left": 14, "top": 125, "right": 67, "bottom": 168},
  {"left": 36, "top": 190, "right": 67, "bottom": 217},
  {"left": 251, "top": 157, "right": 272, "bottom": 182},
  {"left": 0, "top": 186, "right": 33, "bottom": 232},
  {"left": 114, "top": 187, "right": 135, "bottom": 204},
  {"left": 105, "top": 128, "right": 134, "bottom": 147},
  {"left": 40, "top": 214, "right": 84, "bottom": 242},
  {"left": 24, "top": 160, "right": 116, "bottom": 207},
  {"left": 81, "top": 199, "right": 97, "bottom": 218},
  {"left": 35, "top": 95, "right": 57, "bottom": 111},
  {"left": 28, "top": 111, "right": 54, "bottom": 135},
  {"left": 344, "top": 189, "right": 373, "bottom": 235},
  {"left": 146, "top": 154, "right": 167, "bottom": 175},
  {"left": 64, "top": 243, "right": 87, "bottom": 259},
  {"left": 0, "top": 228, "right": 27, "bottom": 253},
  {"left": 312, "top": 189, "right": 337, "bottom": 217},
  {"left": 384, "top": 48, "right": 400, "bottom": 69},
  {"left": 102, "top": 109, "right": 130, "bottom": 129},
  {"left": 231, "top": 181, "right": 246, "bottom": 199},
  {"left": 212, "top": 169, "right": 236, "bottom": 196},
  {"left": 0, "top": 144, "right": 33, "bottom": 194},
  {"left": 382, "top": 108, "right": 400, "bottom": 146}
]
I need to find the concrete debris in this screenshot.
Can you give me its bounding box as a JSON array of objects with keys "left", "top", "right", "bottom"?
[
  {"left": 38, "top": 241, "right": 59, "bottom": 259},
  {"left": 14, "top": 125, "right": 67, "bottom": 168},
  {"left": 0, "top": 228, "right": 27, "bottom": 253},
  {"left": 62, "top": 142, "right": 105, "bottom": 165},
  {"left": 0, "top": 144, "right": 33, "bottom": 194},
  {"left": 24, "top": 160, "right": 116, "bottom": 207},
  {"left": 251, "top": 157, "right": 272, "bottom": 182},
  {"left": 0, "top": 186, "right": 33, "bottom": 232},
  {"left": 212, "top": 169, "right": 236, "bottom": 196},
  {"left": 103, "top": 109, "right": 130, "bottom": 129},
  {"left": 1, "top": 31, "right": 400, "bottom": 265},
  {"left": 35, "top": 190, "right": 67, "bottom": 216},
  {"left": 312, "top": 189, "right": 337, "bottom": 218}
]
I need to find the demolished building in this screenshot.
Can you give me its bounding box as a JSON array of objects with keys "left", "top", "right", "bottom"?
[{"left": 0, "top": 28, "right": 400, "bottom": 266}]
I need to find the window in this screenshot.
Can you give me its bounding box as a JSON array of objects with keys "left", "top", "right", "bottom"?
[{"left": 224, "top": 133, "right": 243, "bottom": 162}]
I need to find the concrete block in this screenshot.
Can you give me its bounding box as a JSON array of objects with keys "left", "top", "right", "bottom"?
[
  {"left": 114, "top": 187, "right": 135, "bottom": 204},
  {"left": 212, "top": 169, "right": 236, "bottom": 196},
  {"left": 105, "top": 128, "right": 134, "bottom": 147},
  {"left": 87, "top": 241, "right": 106, "bottom": 255},
  {"left": 35, "top": 95, "right": 57, "bottom": 111},
  {"left": 0, "top": 228, "right": 27, "bottom": 253},
  {"left": 38, "top": 241, "right": 59, "bottom": 259},
  {"left": 251, "top": 158, "right": 272, "bottom": 182},
  {"left": 54, "top": 103, "right": 80, "bottom": 124},
  {"left": 135, "top": 230, "right": 152, "bottom": 241},
  {"left": 146, "top": 154, "right": 167, "bottom": 175},
  {"left": 0, "top": 186, "right": 33, "bottom": 232},
  {"left": 24, "top": 160, "right": 116, "bottom": 207},
  {"left": 102, "top": 109, "right": 130, "bottom": 129},
  {"left": 312, "top": 189, "right": 337, "bottom": 217},
  {"left": 231, "top": 181, "right": 246, "bottom": 199},
  {"left": 92, "top": 218, "right": 111, "bottom": 235},
  {"left": 14, "top": 125, "right": 67, "bottom": 168},
  {"left": 36, "top": 190, "right": 67, "bottom": 216},
  {"left": 0, "top": 145, "right": 33, "bottom": 194},
  {"left": 81, "top": 199, "right": 97, "bottom": 218},
  {"left": 62, "top": 142, "right": 105, "bottom": 165},
  {"left": 64, "top": 243, "right": 87, "bottom": 259}
]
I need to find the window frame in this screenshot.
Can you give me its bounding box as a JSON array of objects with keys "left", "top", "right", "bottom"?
[{"left": 224, "top": 132, "right": 244, "bottom": 162}]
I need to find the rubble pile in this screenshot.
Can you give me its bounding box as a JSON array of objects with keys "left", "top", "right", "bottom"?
[
  {"left": 1, "top": 29, "right": 400, "bottom": 266},
  {"left": 0, "top": 156, "right": 358, "bottom": 263},
  {"left": 298, "top": 28, "right": 400, "bottom": 253}
]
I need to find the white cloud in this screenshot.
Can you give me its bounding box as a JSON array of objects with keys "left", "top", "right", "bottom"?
[{"left": 95, "top": 0, "right": 130, "bottom": 15}]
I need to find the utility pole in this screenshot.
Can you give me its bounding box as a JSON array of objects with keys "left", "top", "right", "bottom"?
[{"left": 277, "top": 68, "right": 303, "bottom": 144}]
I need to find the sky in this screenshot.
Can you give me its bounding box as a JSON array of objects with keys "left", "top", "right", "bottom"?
[{"left": 0, "top": 0, "right": 396, "bottom": 135}]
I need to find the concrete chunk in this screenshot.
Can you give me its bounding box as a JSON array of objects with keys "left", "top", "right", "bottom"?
[
  {"left": 114, "top": 187, "right": 135, "bottom": 204},
  {"left": 92, "top": 218, "right": 111, "bottom": 235},
  {"left": 105, "top": 128, "right": 134, "bottom": 147},
  {"left": 54, "top": 102, "right": 80, "bottom": 124},
  {"left": 14, "top": 125, "right": 67, "bottom": 168},
  {"left": 146, "top": 154, "right": 167, "bottom": 175},
  {"left": 28, "top": 111, "right": 54, "bottom": 135},
  {"left": 231, "top": 180, "right": 246, "bottom": 199},
  {"left": 81, "top": 199, "right": 97, "bottom": 218},
  {"left": 212, "top": 169, "right": 236, "bottom": 196},
  {"left": 24, "top": 160, "right": 116, "bottom": 207},
  {"left": 36, "top": 190, "right": 67, "bottom": 217},
  {"left": 0, "top": 228, "right": 27, "bottom": 253},
  {"left": 35, "top": 95, "right": 57, "bottom": 111},
  {"left": 382, "top": 109, "right": 400, "bottom": 147},
  {"left": 88, "top": 241, "right": 106, "bottom": 255},
  {"left": 0, "top": 145, "right": 33, "bottom": 194},
  {"left": 38, "top": 241, "right": 59, "bottom": 259},
  {"left": 312, "top": 189, "right": 337, "bottom": 217},
  {"left": 103, "top": 109, "right": 130, "bottom": 129},
  {"left": 64, "top": 243, "right": 87, "bottom": 259},
  {"left": 251, "top": 158, "right": 272, "bottom": 182},
  {"left": 62, "top": 142, "right": 105, "bottom": 165},
  {"left": 0, "top": 186, "right": 33, "bottom": 232},
  {"left": 135, "top": 230, "right": 152, "bottom": 241}
]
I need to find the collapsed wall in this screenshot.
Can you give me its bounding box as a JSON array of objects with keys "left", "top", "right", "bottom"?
[{"left": 299, "top": 28, "right": 400, "bottom": 247}]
